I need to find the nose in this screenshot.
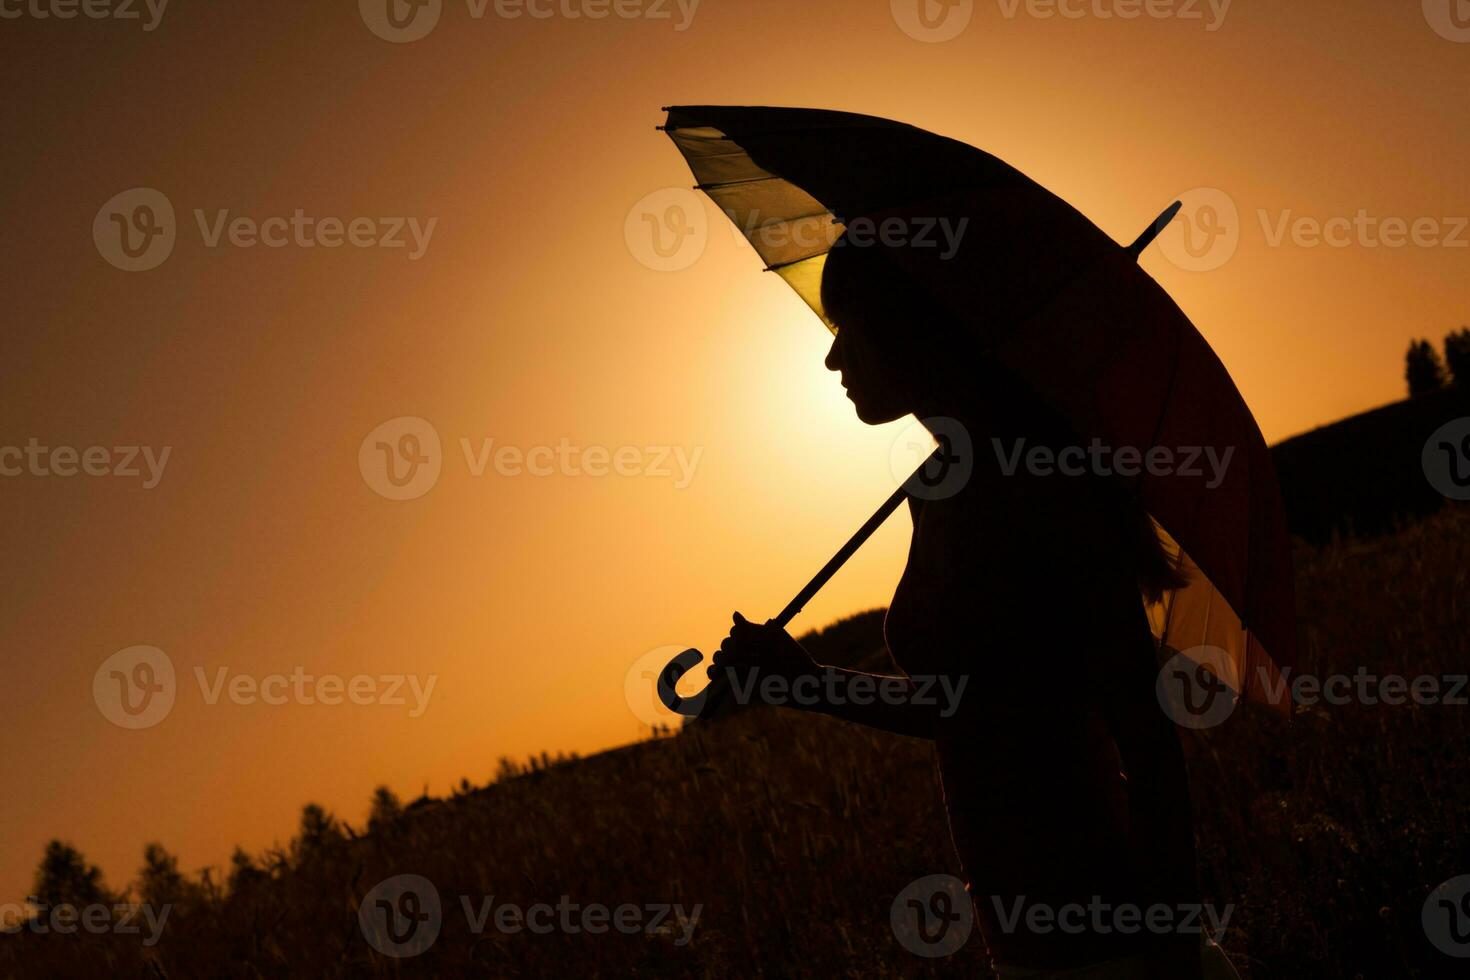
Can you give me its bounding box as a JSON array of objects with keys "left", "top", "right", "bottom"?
[{"left": 824, "top": 331, "right": 842, "bottom": 373}]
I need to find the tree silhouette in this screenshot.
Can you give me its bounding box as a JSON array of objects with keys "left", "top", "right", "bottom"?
[
  {"left": 367, "top": 785, "right": 403, "bottom": 834},
  {"left": 31, "top": 840, "right": 113, "bottom": 909},
  {"left": 1406, "top": 339, "right": 1447, "bottom": 396},
  {"left": 290, "top": 803, "right": 344, "bottom": 866},
  {"left": 138, "top": 842, "right": 201, "bottom": 909},
  {"left": 1444, "top": 327, "right": 1470, "bottom": 388},
  {"left": 226, "top": 847, "right": 267, "bottom": 896}
]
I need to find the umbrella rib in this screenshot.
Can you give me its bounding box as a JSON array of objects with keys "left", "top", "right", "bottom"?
[
  {"left": 736, "top": 207, "right": 835, "bottom": 232},
  {"left": 1159, "top": 590, "right": 1176, "bottom": 651},
  {"left": 681, "top": 149, "right": 755, "bottom": 161},
  {"left": 762, "top": 255, "right": 829, "bottom": 273},
  {"left": 696, "top": 175, "right": 783, "bottom": 190}
]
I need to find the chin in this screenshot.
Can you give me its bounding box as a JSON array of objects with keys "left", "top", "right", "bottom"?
[{"left": 849, "top": 397, "right": 907, "bottom": 426}]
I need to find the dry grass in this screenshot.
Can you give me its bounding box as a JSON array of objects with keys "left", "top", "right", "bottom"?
[{"left": 5, "top": 507, "right": 1469, "bottom": 978}]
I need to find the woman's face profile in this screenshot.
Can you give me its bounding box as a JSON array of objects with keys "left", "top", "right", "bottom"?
[{"left": 824, "top": 316, "right": 916, "bottom": 426}]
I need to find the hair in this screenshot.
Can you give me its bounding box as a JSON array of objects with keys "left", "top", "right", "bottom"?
[{"left": 819, "top": 231, "right": 1188, "bottom": 604}]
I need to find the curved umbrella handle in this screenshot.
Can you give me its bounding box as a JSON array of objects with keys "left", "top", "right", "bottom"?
[{"left": 656, "top": 648, "right": 710, "bottom": 718}]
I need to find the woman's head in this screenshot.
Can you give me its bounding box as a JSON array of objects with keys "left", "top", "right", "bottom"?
[{"left": 819, "top": 232, "right": 969, "bottom": 425}]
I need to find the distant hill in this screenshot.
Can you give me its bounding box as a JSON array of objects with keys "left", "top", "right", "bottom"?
[
  {"left": 791, "top": 608, "right": 892, "bottom": 672},
  {"left": 1270, "top": 386, "right": 1470, "bottom": 545}
]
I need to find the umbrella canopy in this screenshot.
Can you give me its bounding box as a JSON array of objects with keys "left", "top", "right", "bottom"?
[{"left": 658, "top": 104, "right": 1295, "bottom": 713}]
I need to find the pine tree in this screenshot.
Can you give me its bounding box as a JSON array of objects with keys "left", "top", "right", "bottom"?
[
  {"left": 1406, "top": 339, "right": 1447, "bottom": 396},
  {"left": 1443, "top": 328, "right": 1470, "bottom": 388},
  {"left": 31, "top": 840, "right": 113, "bottom": 909}
]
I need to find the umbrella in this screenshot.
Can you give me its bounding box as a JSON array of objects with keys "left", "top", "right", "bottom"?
[{"left": 652, "top": 105, "right": 1295, "bottom": 721}]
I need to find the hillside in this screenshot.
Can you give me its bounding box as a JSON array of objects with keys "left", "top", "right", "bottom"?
[
  {"left": 1270, "top": 386, "right": 1470, "bottom": 544},
  {"left": 5, "top": 507, "right": 1469, "bottom": 977}
]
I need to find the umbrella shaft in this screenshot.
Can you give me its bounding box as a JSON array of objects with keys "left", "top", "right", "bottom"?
[
  {"left": 695, "top": 448, "right": 937, "bottom": 719},
  {"left": 772, "top": 448, "right": 940, "bottom": 628}
]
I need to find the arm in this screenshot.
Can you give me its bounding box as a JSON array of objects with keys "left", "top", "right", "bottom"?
[{"left": 710, "top": 613, "right": 939, "bottom": 740}]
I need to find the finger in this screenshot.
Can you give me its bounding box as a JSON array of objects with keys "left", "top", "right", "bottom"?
[
  {"left": 731, "top": 617, "right": 759, "bottom": 640},
  {"left": 713, "top": 648, "right": 757, "bottom": 667}
]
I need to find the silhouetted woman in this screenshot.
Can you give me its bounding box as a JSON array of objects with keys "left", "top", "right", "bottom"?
[{"left": 713, "top": 233, "right": 1239, "bottom": 979}]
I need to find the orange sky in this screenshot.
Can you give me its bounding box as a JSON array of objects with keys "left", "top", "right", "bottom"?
[{"left": 2, "top": 0, "right": 1467, "bottom": 906}]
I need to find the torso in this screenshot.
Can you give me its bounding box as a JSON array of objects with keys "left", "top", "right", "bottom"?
[{"left": 884, "top": 467, "right": 1167, "bottom": 968}]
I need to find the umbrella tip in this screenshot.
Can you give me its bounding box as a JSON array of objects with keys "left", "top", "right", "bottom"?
[{"left": 1126, "top": 200, "right": 1183, "bottom": 260}]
